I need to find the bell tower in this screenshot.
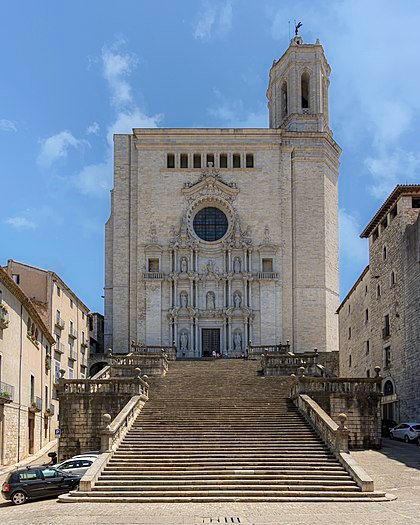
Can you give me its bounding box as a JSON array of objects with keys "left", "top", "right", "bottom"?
[{"left": 267, "top": 36, "right": 331, "bottom": 132}]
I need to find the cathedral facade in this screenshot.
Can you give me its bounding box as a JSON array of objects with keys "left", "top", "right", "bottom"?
[{"left": 104, "top": 36, "right": 340, "bottom": 356}]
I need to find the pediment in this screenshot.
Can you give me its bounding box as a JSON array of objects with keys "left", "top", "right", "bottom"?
[{"left": 182, "top": 169, "right": 239, "bottom": 201}]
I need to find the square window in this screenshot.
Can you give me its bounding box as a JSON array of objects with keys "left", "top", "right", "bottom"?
[
  {"left": 262, "top": 258, "right": 273, "bottom": 272},
  {"left": 148, "top": 258, "right": 159, "bottom": 272}
]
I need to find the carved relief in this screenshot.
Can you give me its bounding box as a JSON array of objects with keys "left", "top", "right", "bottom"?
[
  {"left": 179, "top": 330, "right": 189, "bottom": 353},
  {"left": 180, "top": 291, "right": 188, "bottom": 308},
  {"left": 233, "top": 291, "right": 242, "bottom": 308},
  {"left": 233, "top": 257, "right": 241, "bottom": 274},
  {"left": 206, "top": 291, "right": 216, "bottom": 310},
  {"left": 233, "top": 331, "right": 242, "bottom": 352}
]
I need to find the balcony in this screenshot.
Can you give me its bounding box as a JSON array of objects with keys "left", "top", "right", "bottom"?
[
  {"left": 45, "top": 403, "right": 55, "bottom": 417},
  {"left": 0, "top": 381, "right": 14, "bottom": 403},
  {"left": 81, "top": 340, "right": 89, "bottom": 349},
  {"left": 255, "top": 272, "right": 279, "bottom": 280},
  {"left": 27, "top": 332, "right": 39, "bottom": 348},
  {"left": 0, "top": 304, "right": 9, "bottom": 329},
  {"left": 55, "top": 342, "right": 65, "bottom": 354},
  {"left": 68, "top": 350, "right": 77, "bottom": 361},
  {"left": 55, "top": 316, "right": 65, "bottom": 331},
  {"left": 143, "top": 272, "right": 164, "bottom": 280},
  {"left": 29, "top": 397, "right": 42, "bottom": 413},
  {"left": 69, "top": 327, "right": 77, "bottom": 339}
]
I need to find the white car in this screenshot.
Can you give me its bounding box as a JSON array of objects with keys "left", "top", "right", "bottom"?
[
  {"left": 56, "top": 455, "right": 98, "bottom": 477},
  {"left": 389, "top": 422, "right": 420, "bottom": 443}
]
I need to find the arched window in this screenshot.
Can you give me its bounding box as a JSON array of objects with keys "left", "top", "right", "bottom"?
[
  {"left": 384, "top": 380, "right": 394, "bottom": 396},
  {"left": 301, "top": 72, "right": 310, "bottom": 109},
  {"left": 281, "top": 81, "right": 288, "bottom": 118}
]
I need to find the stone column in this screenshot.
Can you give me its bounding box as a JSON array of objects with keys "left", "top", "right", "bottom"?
[
  {"left": 190, "top": 320, "right": 194, "bottom": 356},
  {"left": 195, "top": 321, "right": 199, "bottom": 357},
  {"left": 243, "top": 278, "right": 247, "bottom": 308},
  {"left": 174, "top": 248, "right": 179, "bottom": 272},
  {"left": 174, "top": 278, "right": 178, "bottom": 307},
  {"left": 228, "top": 249, "right": 232, "bottom": 273}
]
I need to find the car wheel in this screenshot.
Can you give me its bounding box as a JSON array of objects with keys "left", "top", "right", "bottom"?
[
  {"left": 11, "top": 491, "right": 27, "bottom": 505},
  {"left": 404, "top": 434, "right": 410, "bottom": 443}
]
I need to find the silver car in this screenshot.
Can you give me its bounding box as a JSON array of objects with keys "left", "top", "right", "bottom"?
[
  {"left": 56, "top": 456, "right": 98, "bottom": 476},
  {"left": 389, "top": 422, "right": 420, "bottom": 443}
]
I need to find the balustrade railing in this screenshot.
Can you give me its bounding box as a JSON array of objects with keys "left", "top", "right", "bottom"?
[
  {"left": 248, "top": 343, "right": 290, "bottom": 358},
  {"left": 130, "top": 342, "right": 177, "bottom": 360},
  {"left": 0, "top": 381, "right": 14, "bottom": 402},
  {"left": 58, "top": 377, "right": 149, "bottom": 397},
  {"left": 143, "top": 272, "right": 164, "bottom": 280},
  {"left": 290, "top": 376, "right": 382, "bottom": 398}
]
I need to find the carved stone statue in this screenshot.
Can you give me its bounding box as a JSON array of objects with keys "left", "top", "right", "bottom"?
[
  {"left": 234, "top": 332, "right": 242, "bottom": 352},
  {"left": 180, "top": 257, "right": 188, "bottom": 273},
  {"left": 180, "top": 332, "right": 188, "bottom": 353},
  {"left": 180, "top": 291, "right": 188, "bottom": 308},
  {"left": 233, "top": 257, "right": 241, "bottom": 274},
  {"left": 206, "top": 291, "right": 215, "bottom": 310},
  {"left": 234, "top": 291, "right": 242, "bottom": 309}
]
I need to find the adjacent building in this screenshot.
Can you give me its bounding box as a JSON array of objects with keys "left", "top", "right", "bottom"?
[
  {"left": 338, "top": 185, "right": 420, "bottom": 422},
  {"left": 0, "top": 267, "right": 56, "bottom": 465},
  {"left": 105, "top": 36, "right": 340, "bottom": 356},
  {"left": 5, "top": 261, "right": 90, "bottom": 383}
]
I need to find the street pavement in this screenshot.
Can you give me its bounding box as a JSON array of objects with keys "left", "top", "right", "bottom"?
[{"left": 0, "top": 438, "right": 419, "bottom": 525}]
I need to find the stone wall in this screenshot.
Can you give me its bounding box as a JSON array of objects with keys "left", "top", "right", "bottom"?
[{"left": 292, "top": 377, "right": 382, "bottom": 449}]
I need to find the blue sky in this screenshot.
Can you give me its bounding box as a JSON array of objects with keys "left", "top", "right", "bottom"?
[{"left": 1, "top": 1, "right": 419, "bottom": 313}]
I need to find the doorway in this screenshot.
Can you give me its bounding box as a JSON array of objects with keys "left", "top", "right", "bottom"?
[
  {"left": 202, "top": 329, "right": 220, "bottom": 357},
  {"left": 28, "top": 413, "right": 35, "bottom": 455}
]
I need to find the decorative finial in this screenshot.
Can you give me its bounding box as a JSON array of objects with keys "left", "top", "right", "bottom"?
[{"left": 295, "top": 21, "right": 302, "bottom": 36}]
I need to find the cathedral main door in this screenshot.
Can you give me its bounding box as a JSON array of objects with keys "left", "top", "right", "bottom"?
[{"left": 201, "top": 329, "right": 220, "bottom": 357}]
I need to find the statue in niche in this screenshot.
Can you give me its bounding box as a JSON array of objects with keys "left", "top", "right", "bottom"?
[
  {"left": 180, "top": 257, "right": 188, "bottom": 273},
  {"left": 234, "top": 291, "right": 242, "bottom": 309},
  {"left": 234, "top": 332, "right": 242, "bottom": 352},
  {"left": 233, "top": 257, "right": 241, "bottom": 274},
  {"left": 180, "top": 331, "right": 188, "bottom": 353},
  {"left": 180, "top": 291, "right": 188, "bottom": 308},
  {"left": 206, "top": 291, "right": 215, "bottom": 310}
]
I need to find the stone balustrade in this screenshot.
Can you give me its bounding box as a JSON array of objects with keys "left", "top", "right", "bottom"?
[
  {"left": 291, "top": 375, "right": 382, "bottom": 397},
  {"left": 247, "top": 343, "right": 290, "bottom": 359},
  {"left": 130, "top": 341, "right": 177, "bottom": 360},
  {"left": 58, "top": 377, "right": 149, "bottom": 397}
]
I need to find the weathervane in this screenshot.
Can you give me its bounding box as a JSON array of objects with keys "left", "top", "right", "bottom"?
[{"left": 295, "top": 21, "right": 302, "bottom": 36}]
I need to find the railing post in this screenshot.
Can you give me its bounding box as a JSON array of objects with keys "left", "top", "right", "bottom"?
[
  {"left": 100, "top": 413, "right": 113, "bottom": 452},
  {"left": 336, "top": 413, "right": 349, "bottom": 453}
]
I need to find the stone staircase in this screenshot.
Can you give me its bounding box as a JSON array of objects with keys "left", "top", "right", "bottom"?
[{"left": 63, "top": 360, "right": 387, "bottom": 502}]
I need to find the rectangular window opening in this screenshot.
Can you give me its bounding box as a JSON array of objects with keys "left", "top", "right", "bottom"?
[
  {"left": 148, "top": 258, "right": 160, "bottom": 272},
  {"left": 193, "top": 154, "right": 201, "bottom": 168},
  {"left": 206, "top": 154, "right": 215, "bottom": 167},
  {"left": 180, "top": 153, "right": 188, "bottom": 168},
  {"left": 412, "top": 197, "right": 420, "bottom": 209},
  {"left": 167, "top": 153, "right": 175, "bottom": 169},
  {"left": 262, "top": 258, "right": 273, "bottom": 272},
  {"left": 246, "top": 153, "right": 254, "bottom": 168},
  {"left": 233, "top": 154, "right": 241, "bottom": 168},
  {"left": 220, "top": 154, "right": 228, "bottom": 168}
]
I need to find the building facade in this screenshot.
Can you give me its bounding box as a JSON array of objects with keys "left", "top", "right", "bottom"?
[
  {"left": 5, "top": 261, "right": 90, "bottom": 383},
  {"left": 338, "top": 185, "right": 420, "bottom": 422},
  {"left": 105, "top": 37, "right": 340, "bottom": 356},
  {"left": 0, "top": 268, "right": 56, "bottom": 466}
]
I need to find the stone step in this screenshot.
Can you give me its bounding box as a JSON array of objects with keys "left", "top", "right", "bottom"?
[
  {"left": 94, "top": 479, "right": 357, "bottom": 488},
  {"left": 59, "top": 492, "right": 389, "bottom": 503},
  {"left": 99, "top": 473, "right": 350, "bottom": 480},
  {"left": 103, "top": 465, "right": 347, "bottom": 473}
]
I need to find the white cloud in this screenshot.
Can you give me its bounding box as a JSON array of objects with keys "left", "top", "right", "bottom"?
[
  {"left": 102, "top": 42, "right": 137, "bottom": 108},
  {"left": 339, "top": 209, "right": 368, "bottom": 265},
  {"left": 86, "top": 122, "right": 100, "bottom": 135},
  {"left": 208, "top": 90, "right": 267, "bottom": 127},
  {"left": 74, "top": 45, "right": 161, "bottom": 197},
  {"left": 0, "top": 119, "right": 17, "bottom": 132},
  {"left": 37, "top": 130, "right": 88, "bottom": 168},
  {"left": 193, "top": 1, "right": 233, "bottom": 41},
  {"left": 365, "top": 150, "right": 420, "bottom": 200},
  {"left": 5, "top": 216, "right": 37, "bottom": 230}
]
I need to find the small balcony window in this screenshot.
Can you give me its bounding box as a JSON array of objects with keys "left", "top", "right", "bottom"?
[{"left": 148, "top": 258, "right": 160, "bottom": 272}]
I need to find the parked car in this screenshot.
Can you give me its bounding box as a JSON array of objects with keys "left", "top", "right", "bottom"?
[
  {"left": 389, "top": 422, "right": 420, "bottom": 443},
  {"left": 56, "top": 456, "right": 98, "bottom": 477},
  {"left": 1, "top": 466, "right": 80, "bottom": 505},
  {"left": 381, "top": 419, "right": 397, "bottom": 437}
]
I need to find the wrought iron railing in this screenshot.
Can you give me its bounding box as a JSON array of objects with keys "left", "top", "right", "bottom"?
[{"left": 0, "top": 381, "right": 14, "bottom": 402}]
